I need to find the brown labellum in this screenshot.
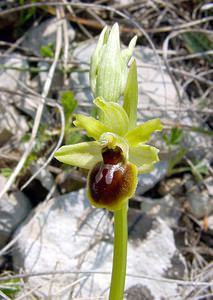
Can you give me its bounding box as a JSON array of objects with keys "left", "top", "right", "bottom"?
[{"left": 87, "top": 147, "right": 137, "bottom": 211}]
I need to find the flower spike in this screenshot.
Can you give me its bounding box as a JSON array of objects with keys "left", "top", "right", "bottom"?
[{"left": 90, "top": 23, "right": 137, "bottom": 102}]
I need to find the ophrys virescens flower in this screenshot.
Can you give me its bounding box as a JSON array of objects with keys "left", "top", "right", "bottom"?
[{"left": 54, "top": 97, "right": 162, "bottom": 211}]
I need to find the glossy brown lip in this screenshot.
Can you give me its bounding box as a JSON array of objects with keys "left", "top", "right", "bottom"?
[{"left": 88, "top": 147, "right": 136, "bottom": 209}]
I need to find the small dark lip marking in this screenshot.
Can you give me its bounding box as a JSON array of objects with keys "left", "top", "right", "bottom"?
[{"left": 95, "top": 163, "right": 125, "bottom": 185}]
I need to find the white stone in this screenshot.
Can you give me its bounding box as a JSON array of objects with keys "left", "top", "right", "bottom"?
[
  {"left": 187, "top": 187, "right": 213, "bottom": 219},
  {"left": 0, "top": 54, "right": 39, "bottom": 118},
  {"left": 13, "top": 190, "right": 187, "bottom": 300},
  {"left": 137, "top": 161, "right": 168, "bottom": 194},
  {"left": 22, "top": 18, "right": 75, "bottom": 56},
  {"left": 30, "top": 158, "right": 55, "bottom": 191},
  {"left": 0, "top": 54, "right": 29, "bottom": 92},
  {"left": 140, "top": 194, "right": 182, "bottom": 227},
  {"left": 0, "top": 175, "right": 31, "bottom": 249},
  {"left": 0, "top": 104, "right": 28, "bottom": 146}
]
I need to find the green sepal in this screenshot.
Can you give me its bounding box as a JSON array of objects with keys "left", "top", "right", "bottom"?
[
  {"left": 94, "top": 97, "right": 129, "bottom": 136},
  {"left": 90, "top": 26, "right": 109, "bottom": 95},
  {"left": 95, "top": 24, "right": 122, "bottom": 102},
  {"left": 123, "top": 60, "right": 138, "bottom": 130},
  {"left": 54, "top": 141, "right": 102, "bottom": 169},
  {"left": 129, "top": 144, "right": 159, "bottom": 173},
  {"left": 125, "top": 119, "right": 163, "bottom": 146},
  {"left": 74, "top": 114, "right": 110, "bottom": 140}
]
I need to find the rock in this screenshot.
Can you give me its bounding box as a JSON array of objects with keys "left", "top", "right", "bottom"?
[
  {"left": 56, "top": 169, "right": 86, "bottom": 193},
  {"left": 0, "top": 54, "right": 40, "bottom": 118},
  {"left": 38, "top": 61, "right": 64, "bottom": 95},
  {"left": 181, "top": 119, "right": 212, "bottom": 161},
  {"left": 136, "top": 161, "right": 168, "bottom": 194},
  {"left": 126, "top": 284, "right": 155, "bottom": 300},
  {"left": 70, "top": 41, "right": 95, "bottom": 106},
  {"left": 186, "top": 187, "right": 213, "bottom": 219},
  {"left": 0, "top": 54, "right": 29, "bottom": 92},
  {"left": 205, "top": 176, "right": 213, "bottom": 196},
  {"left": 0, "top": 175, "right": 31, "bottom": 249},
  {"left": 158, "top": 177, "right": 184, "bottom": 196},
  {"left": 0, "top": 104, "right": 28, "bottom": 146},
  {"left": 134, "top": 47, "right": 178, "bottom": 120},
  {"left": 140, "top": 194, "right": 182, "bottom": 227},
  {"left": 184, "top": 176, "right": 213, "bottom": 219},
  {"left": 22, "top": 18, "right": 75, "bottom": 56},
  {"left": 30, "top": 158, "right": 55, "bottom": 191},
  {"left": 13, "top": 189, "right": 187, "bottom": 299},
  {"left": 127, "top": 211, "right": 187, "bottom": 300}
]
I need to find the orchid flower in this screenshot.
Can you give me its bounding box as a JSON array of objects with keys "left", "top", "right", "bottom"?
[
  {"left": 55, "top": 97, "right": 162, "bottom": 211},
  {"left": 54, "top": 23, "right": 163, "bottom": 300}
]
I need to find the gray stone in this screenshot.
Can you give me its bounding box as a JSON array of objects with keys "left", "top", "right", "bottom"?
[
  {"left": 140, "top": 194, "right": 182, "bottom": 227},
  {"left": 22, "top": 18, "right": 75, "bottom": 56},
  {"left": 0, "top": 54, "right": 29, "bottom": 92},
  {"left": 126, "top": 284, "right": 155, "bottom": 300},
  {"left": 205, "top": 176, "right": 213, "bottom": 196},
  {"left": 15, "top": 93, "right": 41, "bottom": 118},
  {"left": 13, "top": 189, "right": 187, "bottom": 300},
  {"left": 30, "top": 158, "right": 55, "bottom": 191},
  {"left": 0, "top": 175, "right": 31, "bottom": 249},
  {"left": 0, "top": 104, "right": 28, "bottom": 146},
  {"left": 0, "top": 54, "right": 42, "bottom": 118},
  {"left": 38, "top": 61, "right": 63, "bottom": 93},
  {"left": 134, "top": 47, "right": 179, "bottom": 120},
  {"left": 136, "top": 161, "right": 168, "bottom": 194},
  {"left": 187, "top": 186, "right": 213, "bottom": 219}
]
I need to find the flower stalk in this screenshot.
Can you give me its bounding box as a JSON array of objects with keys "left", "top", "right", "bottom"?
[{"left": 109, "top": 205, "right": 128, "bottom": 300}]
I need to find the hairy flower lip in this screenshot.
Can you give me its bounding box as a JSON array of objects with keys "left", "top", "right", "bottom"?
[{"left": 87, "top": 159, "right": 138, "bottom": 211}]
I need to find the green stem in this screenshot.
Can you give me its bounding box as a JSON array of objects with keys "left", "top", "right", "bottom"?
[{"left": 109, "top": 205, "right": 128, "bottom": 300}]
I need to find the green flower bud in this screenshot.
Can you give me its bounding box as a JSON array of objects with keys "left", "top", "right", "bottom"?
[{"left": 90, "top": 23, "right": 137, "bottom": 102}]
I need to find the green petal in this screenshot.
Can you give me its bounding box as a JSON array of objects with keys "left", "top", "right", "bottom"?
[
  {"left": 123, "top": 60, "right": 138, "bottom": 130},
  {"left": 129, "top": 144, "right": 159, "bottom": 173},
  {"left": 125, "top": 119, "right": 163, "bottom": 146},
  {"left": 121, "top": 35, "right": 137, "bottom": 65},
  {"left": 74, "top": 114, "right": 110, "bottom": 140},
  {"left": 94, "top": 97, "right": 129, "bottom": 136},
  {"left": 137, "top": 164, "right": 155, "bottom": 174},
  {"left": 54, "top": 141, "right": 102, "bottom": 169}
]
